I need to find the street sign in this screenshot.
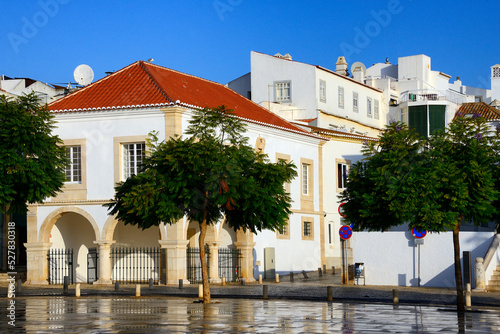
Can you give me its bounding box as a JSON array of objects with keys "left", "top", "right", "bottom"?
[
  {"left": 339, "top": 225, "right": 352, "bottom": 240},
  {"left": 338, "top": 203, "right": 346, "bottom": 217},
  {"left": 412, "top": 228, "right": 427, "bottom": 239}
]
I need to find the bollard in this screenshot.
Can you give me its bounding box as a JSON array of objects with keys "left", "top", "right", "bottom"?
[
  {"left": 149, "top": 278, "right": 154, "bottom": 290},
  {"left": 222, "top": 277, "right": 226, "bottom": 286},
  {"left": 275, "top": 274, "right": 280, "bottom": 283},
  {"left": 327, "top": 286, "right": 333, "bottom": 302},
  {"left": 258, "top": 274, "right": 262, "bottom": 285},
  {"left": 302, "top": 270, "right": 309, "bottom": 279},
  {"left": 332, "top": 266, "right": 336, "bottom": 275},
  {"left": 179, "top": 279, "right": 183, "bottom": 289},
  {"left": 465, "top": 283, "right": 471, "bottom": 307},
  {"left": 318, "top": 268, "right": 323, "bottom": 277},
  {"left": 63, "top": 276, "right": 69, "bottom": 294},
  {"left": 241, "top": 278, "right": 246, "bottom": 286},
  {"left": 263, "top": 285, "right": 269, "bottom": 300},
  {"left": 290, "top": 272, "right": 294, "bottom": 282},
  {"left": 323, "top": 264, "right": 327, "bottom": 274},
  {"left": 75, "top": 283, "right": 80, "bottom": 297},
  {"left": 198, "top": 284, "right": 203, "bottom": 298},
  {"left": 135, "top": 284, "right": 141, "bottom": 297},
  {"left": 115, "top": 282, "right": 119, "bottom": 291},
  {"left": 16, "top": 279, "right": 22, "bottom": 295},
  {"left": 393, "top": 289, "right": 399, "bottom": 304}
]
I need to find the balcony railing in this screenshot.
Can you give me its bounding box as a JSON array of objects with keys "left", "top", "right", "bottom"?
[{"left": 401, "top": 89, "right": 468, "bottom": 105}]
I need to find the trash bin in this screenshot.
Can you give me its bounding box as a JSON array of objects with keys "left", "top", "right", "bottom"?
[{"left": 354, "top": 262, "right": 365, "bottom": 285}]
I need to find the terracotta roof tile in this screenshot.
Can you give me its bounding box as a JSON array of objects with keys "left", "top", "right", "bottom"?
[
  {"left": 49, "top": 61, "right": 317, "bottom": 138},
  {"left": 457, "top": 102, "right": 500, "bottom": 120}
]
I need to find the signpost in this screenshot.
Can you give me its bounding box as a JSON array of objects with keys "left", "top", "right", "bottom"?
[
  {"left": 339, "top": 225, "right": 352, "bottom": 285},
  {"left": 411, "top": 228, "right": 426, "bottom": 287}
]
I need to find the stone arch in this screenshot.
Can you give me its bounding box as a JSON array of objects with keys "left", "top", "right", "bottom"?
[
  {"left": 39, "top": 206, "right": 100, "bottom": 243},
  {"left": 101, "top": 215, "right": 167, "bottom": 242}
]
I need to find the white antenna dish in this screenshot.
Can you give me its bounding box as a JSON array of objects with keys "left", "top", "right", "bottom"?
[
  {"left": 350, "top": 61, "right": 366, "bottom": 75},
  {"left": 73, "top": 64, "right": 94, "bottom": 86}
]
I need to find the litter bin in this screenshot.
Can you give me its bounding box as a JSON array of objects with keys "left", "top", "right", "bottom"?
[{"left": 354, "top": 262, "right": 365, "bottom": 285}]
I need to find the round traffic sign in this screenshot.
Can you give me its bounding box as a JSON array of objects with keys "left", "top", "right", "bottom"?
[
  {"left": 412, "top": 228, "right": 427, "bottom": 239},
  {"left": 339, "top": 225, "right": 352, "bottom": 240},
  {"left": 338, "top": 203, "right": 346, "bottom": 217}
]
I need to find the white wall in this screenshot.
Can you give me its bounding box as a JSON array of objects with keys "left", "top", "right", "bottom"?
[{"left": 351, "top": 229, "right": 495, "bottom": 288}]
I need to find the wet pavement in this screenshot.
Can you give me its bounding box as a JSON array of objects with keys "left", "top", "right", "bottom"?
[{"left": 1, "top": 296, "right": 500, "bottom": 333}]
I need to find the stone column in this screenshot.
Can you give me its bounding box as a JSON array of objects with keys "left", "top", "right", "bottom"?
[
  {"left": 474, "top": 257, "right": 485, "bottom": 291},
  {"left": 234, "top": 241, "right": 256, "bottom": 282},
  {"left": 93, "top": 240, "right": 115, "bottom": 285},
  {"left": 159, "top": 240, "right": 190, "bottom": 285},
  {"left": 24, "top": 242, "right": 52, "bottom": 285},
  {"left": 208, "top": 242, "right": 220, "bottom": 283}
]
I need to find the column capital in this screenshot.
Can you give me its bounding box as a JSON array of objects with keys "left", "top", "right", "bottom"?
[
  {"left": 23, "top": 242, "right": 53, "bottom": 251},
  {"left": 159, "top": 240, "right": 189, "bottom": 249},
  {"left": 94, "top": 240, "right": 116, "bottom": 247},
  {"left": 234, "top": 241, "right": 256, "bottom": 249}
]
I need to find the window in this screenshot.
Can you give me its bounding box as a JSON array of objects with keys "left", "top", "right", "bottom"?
[
  {"left": 367, "top": 98, "right": 372, "bottom": 117},
  {"left": 123, "top": 142, "right": 146, "bottom": 179},
  {"left": 65, "top": 146, "right": 81, "bottom": 183},
  {"left": 374, "top": 99, "right": 379, "bottom": 119},
  {"left": 303, "top": 221, "right": 311, "bottom": 237},
  {"left": 353, "top": 92, "right": 359, "bottom": 112},
  {"left": 302, "top": 163, "right": 309, "bottom": 195},
  {"left": 338, "top": 87, "right": 344, "bottom": 108},
  {"left": 276, "top": 219, "right": 290, "bottom": 239},
  {"left": 328, "top": 222, "right": 333, "bottom": 245},
  {"left": 338, "top": 163, "right": 348, "bottom": 189},
  {"left": 275, "top": 81, "right": 291, "bottom": 103},
  {"left": 278, "top": 224, "right": 287, "bottom": 235},
  {"left": 319, "top": 80, "right": 326, "bottom": 102}
]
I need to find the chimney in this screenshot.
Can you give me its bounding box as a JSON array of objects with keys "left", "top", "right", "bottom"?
[
  {"left": 352, "top": 66, "right": 365, "bottom": 83},
  {"left": 336, "top": 56, "right": 348, "bottom": 76},
  {"left": 283, "top": 53, "right": 292, "bottom": 61}
]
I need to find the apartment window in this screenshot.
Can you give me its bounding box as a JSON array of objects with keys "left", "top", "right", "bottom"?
[
  {"left": 367, "top": 98, "right": 372, "bottom": 117},
  {"left": 337, "top": 162, "right": 349, "bottom": 189},
  {"left": 275, "top": 81, "right": 291, "bottom": 103},
  {"left": 302, "top": 163, "right": 309, "bottom": 195},
  {"left": 374, "top": 99, "right": 380, "bottom": 120},
  {"left": 123, "top": 142, "right": 146, "bottom": 179},
  {"left": 278, "top": 224, "right": 287, "bottom": 235},
  {"left": 319, "top": 80, "right": 326, "bottom": 102},
  {"left": 65, "top": 146, "right": 81, "bottom": 183},
  {"left": 303, "top": 221, "right": 311, "bottom": 237},
  {"left": 353, "top": 92, "right": 359, "bottom": 112},
  {"left": 338, "top": 87, "right": 344, "bottom": 108}
]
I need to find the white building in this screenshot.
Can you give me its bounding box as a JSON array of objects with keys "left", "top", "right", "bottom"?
[
  {"left": 0, "top": 75, "right": 65, "bottom": 103},
  {"left": 24, "top": 60, "right": 329, "bottom": 285}
]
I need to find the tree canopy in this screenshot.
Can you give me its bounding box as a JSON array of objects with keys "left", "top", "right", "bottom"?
[
  {"left": 105, "top": 106, "right": 297, "bottom": 302},
  {"left": 340, "top": 115, "right": 499, "bottom": 311},
  {"left": 0, "top": 93, "right": 66, "bottom": 215}
]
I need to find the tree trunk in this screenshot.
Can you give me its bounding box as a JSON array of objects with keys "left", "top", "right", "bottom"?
[
  {"left": 1, "top": 205, "right": 10, "bottom": 271},
  {"left": 199, "top": 213, "right": 211, "bottom": 303},
  {"left": 453, "top": 219, "right": 465, "bottom": 312}
]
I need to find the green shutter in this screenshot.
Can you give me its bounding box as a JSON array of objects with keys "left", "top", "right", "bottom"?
[
  {"left": 429, "top": 105, "right": 446, "bottom": 135},
  {"left": 409, "top": 106, "right": 427, "bottom": 138}
]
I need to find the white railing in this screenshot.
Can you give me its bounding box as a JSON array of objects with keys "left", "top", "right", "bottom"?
[{"left": 401, "top": 89, "right": 468, "bottom": 105}]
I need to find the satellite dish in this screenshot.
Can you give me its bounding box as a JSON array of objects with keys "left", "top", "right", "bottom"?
[
  {"left": 350, "top": 62, "right": 366, "bottom": 75},
  {"left": 73, "top": 64, "right": 94, "bottom": 86}
]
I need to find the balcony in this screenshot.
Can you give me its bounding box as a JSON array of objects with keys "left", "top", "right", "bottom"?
[{"left": 401, "top": 89, "right": 468, "bottom": 105}]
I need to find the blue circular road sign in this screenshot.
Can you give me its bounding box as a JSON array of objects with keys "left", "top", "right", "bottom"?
[
  {"left": 339, "top": 225, "right": 353, "bottom": 240},
  {"left": 412, "top": 228, "right": 427, "bottom": 239}
]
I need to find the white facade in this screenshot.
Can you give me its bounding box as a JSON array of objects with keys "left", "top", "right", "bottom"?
[{"left": 0, "top": 76, "right": 65, "bottom": 103}]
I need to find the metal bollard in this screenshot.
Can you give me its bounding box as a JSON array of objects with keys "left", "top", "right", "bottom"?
[
  {"left": 302, "top": 270, "right": 309, "bottom": 279},
  {"left": 332, "top": 266, "right": 336, "bottom": 275},
  {"left": 258, "top": 274, "right": 262, "bottom": 284},
  {"left": 63, "top": 276, "right": 69, "bottom": 294},
  {"left": 115, "top": 282, "right": 120, "bottom": 291},
  {"left": 179, "top": 279, "right": 183, "bottom": 289},
  {"left": 327, "top": 286, "right": 333, "bottom": 302},
  {"left": 323, "top": 264, "right": 327, "bottom": 274},
  {"left": 135, "top": 284, "right": 141, "bottom": 297},
  {"left": 149, "top": 278, "right": 154, "bottom": 290},
  {"left": 465, "top": 283, "right": 471, "bottom": 307},
  {"left": 222, "top": 277, "right": 226, "bottom": 286},
  {"left": 241, "top": 278, "right": 246, "bottom": 286},
  {"left": 263, "top": 285, "right": 269, "bottom": 300},
  {"left": 275, "top": 274, "right": 280, "bottom": 283},
  {"left": 16, "top": 279, "right": 22, "bottom": 295},
  {"left": 75, "top": 283, "right": 81, "bottom": 297},
  {"left": 198, "top": 284, "right": 203, "bottom": 298},
  {"left": 393, "top": 289, "right": 399, "bottom": 304},
  {"left": 318, "top": 268, "right": 323, "bottom": 277},
  {"left": 290, "top": 272, "right": 294, "bottom": 282}
]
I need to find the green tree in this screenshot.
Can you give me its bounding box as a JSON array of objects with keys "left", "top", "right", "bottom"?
[
  {"left": 105, "top": 106, "right": 297, "bottom": 303},
  {"left": 0, "top": 93, "right": 66, "bottom": 267},
  {"left": 341, "top": 116, "right": 499, "bottom": 311}
]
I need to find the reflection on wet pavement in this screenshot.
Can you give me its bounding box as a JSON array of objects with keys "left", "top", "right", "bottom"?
[{"left": 1, "top": 297, "right": 499, "bottom": 333}]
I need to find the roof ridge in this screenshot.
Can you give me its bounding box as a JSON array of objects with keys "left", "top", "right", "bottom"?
[{"left": 138, "top": 61, "right": 174, "bottom": 103}]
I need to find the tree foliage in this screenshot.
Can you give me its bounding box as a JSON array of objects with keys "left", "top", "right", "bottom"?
[
  {"left": 0, "top": 93, "right": 66, "bottom": 214},
  {"left": 105, "top": 106, "right": 297, "bottom": 302},
  {"left": 341, "top": 115, "right": 499, "bottom": 311}
]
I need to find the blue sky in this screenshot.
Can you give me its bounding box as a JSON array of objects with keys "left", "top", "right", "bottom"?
[{"left": 1, "top": 0, "right": 499, "bottom": 89}]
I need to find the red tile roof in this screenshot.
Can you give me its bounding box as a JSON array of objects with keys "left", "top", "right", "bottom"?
[
  {"left": 49, "top": 61, "right": 318, "bottom": 138},
  {"left": 457, "top": 102, "right": 500, "bottom": 120}
]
